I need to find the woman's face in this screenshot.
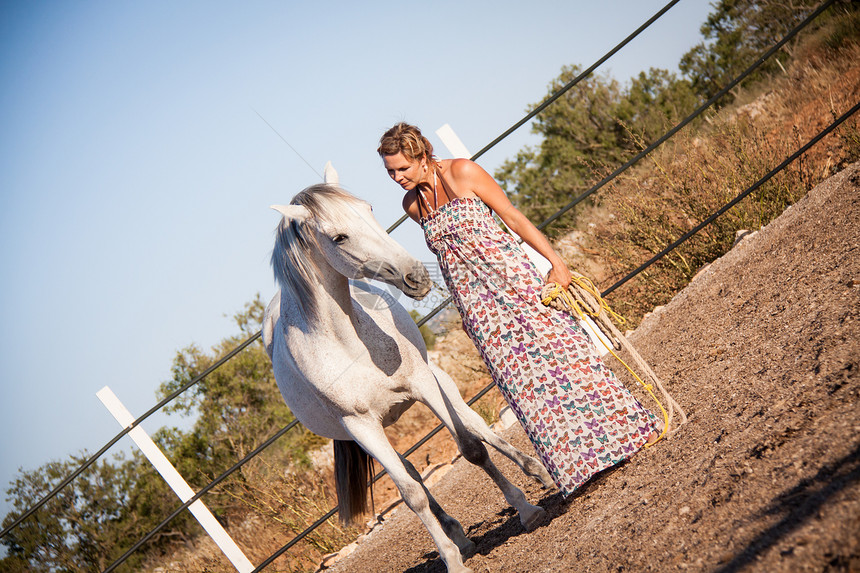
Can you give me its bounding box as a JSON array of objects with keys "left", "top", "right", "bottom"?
[{"left": 382, "top": 152, "right": 425, "bottom": 191}]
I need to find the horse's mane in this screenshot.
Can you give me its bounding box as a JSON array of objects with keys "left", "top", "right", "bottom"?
[{"left": 271, "top": 184, "right": 367, "bottom": 322}]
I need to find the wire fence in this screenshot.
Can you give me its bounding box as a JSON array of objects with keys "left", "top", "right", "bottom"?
[
  {"left": 0, "top": 330, "right": 262, "bottom": 540},
  {"left": 1, "top": 1, "right": 848, "bottom": 571},
  {"left": 2, "top": 0, "right": 686, "bottom": 547}
]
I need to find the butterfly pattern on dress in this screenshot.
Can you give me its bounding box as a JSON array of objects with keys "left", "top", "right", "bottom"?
[{"left": 422, "top": 196, "right": 658, "bottom": 495}]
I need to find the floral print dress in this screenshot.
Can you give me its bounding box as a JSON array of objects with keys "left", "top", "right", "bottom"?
[{"left": 421, "top": 195, "right": 658, "bottom": 495}]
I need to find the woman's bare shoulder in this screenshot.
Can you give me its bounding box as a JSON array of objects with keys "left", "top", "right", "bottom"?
[
  {"left": 445, "top": 158, "right": 498, "bottom": 197},
  {"left": 446, "top": 158, "right": 485, "bottom": 178},
  {"left": 444, "top": 158, "right": 492, "bottom": 191}
]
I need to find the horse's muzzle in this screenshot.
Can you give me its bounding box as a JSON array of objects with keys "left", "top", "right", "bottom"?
[{"left": 402, "top": 263, "right": 432, "bottom": 300}]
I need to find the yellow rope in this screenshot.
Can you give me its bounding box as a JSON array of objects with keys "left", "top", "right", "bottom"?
[
  {"left": 541, "top": 280, "right": 669, "bottom": 447},
  {"left": 541, "top": 276, "right": 627, "bottom": 327}
]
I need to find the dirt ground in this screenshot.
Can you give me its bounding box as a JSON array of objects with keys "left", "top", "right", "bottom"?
[{"left": 325, "top": 162, "right": 860, "bottom": 572}]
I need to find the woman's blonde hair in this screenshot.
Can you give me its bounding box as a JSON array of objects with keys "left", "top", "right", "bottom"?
[{"left": 377, "top": 122, "right": 436, "bottom": 166}]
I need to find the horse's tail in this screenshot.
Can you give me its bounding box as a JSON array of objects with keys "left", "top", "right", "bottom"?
[{"left": 333, "top": 439, "right": 374, "bottom": 525}]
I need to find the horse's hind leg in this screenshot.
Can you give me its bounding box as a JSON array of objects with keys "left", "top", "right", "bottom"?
[
  {"left": 429, "top": 363, "right": 555, "bottom": 489},
  {"left": 457, "top": 408, "right": 555, "bottom": 490},
  {"left": 451, "top": 425, "right": 547, "bottom": 531},
  {"left": 342, "top": 417, "right": 473, "bottom": 573},
  {"left": 400, "top": 454, "right": 476, "bottom": 555}
]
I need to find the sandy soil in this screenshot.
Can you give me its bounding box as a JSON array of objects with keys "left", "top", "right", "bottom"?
[{"left": 325, "top": 162, "right": 860, "bottom": 573}]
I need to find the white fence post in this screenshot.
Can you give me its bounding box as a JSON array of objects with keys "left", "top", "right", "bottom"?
[{"left": 97, "top": 386, "right": 255, "bottom": 573}]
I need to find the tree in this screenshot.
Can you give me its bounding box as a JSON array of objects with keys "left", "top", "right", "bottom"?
[
  {"left": 1, "top": 454, "right": 156, "bottom": 572},
  {"left": 618, "top": 68, "right": 699, "bottom": 146},
  {"left": 679, "top": 0, "right": 821, "bottom": 102},
  {"left": 495, "top": 66, "right": 697, "bottom": 235},
  {"left": 495, "top": 66, "right": 626, "bottom": 234}
]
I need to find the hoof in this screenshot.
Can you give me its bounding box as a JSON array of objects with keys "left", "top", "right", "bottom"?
[
  {"left": 538, "top": 474, "right": 556, "bottom": 489},
  {"left": 526, "top": 459, "right": 556, "bottom": 489},
  {"left": 520, "top": 505, "right": 547, "bottom": 532}
]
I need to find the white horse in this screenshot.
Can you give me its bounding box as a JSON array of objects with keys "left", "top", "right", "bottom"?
[{"left": 262, "top": 175, "right": 554, "bottom": 573}]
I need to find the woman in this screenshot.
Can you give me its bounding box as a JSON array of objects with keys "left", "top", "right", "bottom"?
[{"left": 377, "top": 122, "right": 658, "bottom": 496}]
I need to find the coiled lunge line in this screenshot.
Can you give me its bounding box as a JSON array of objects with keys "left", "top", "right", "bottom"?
[{"left": 541, "top": 273, "right": 687, "bottom": 446}]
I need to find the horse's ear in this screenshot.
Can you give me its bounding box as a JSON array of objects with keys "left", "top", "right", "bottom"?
[
  {"left": 323, "top": 161, "right": 339, "bottom": 185},
  {"left": 270, "top": 204, "right": 309, "bottom": 222}
]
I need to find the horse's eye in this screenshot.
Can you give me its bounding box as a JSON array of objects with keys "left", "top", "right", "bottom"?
[{"left": 333, "top": 234, "right": 348, "bottom": 244}]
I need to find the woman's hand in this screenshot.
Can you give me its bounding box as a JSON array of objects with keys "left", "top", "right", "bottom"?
[{"left": 546, "top": 262, "right": 572, "bottom": 290}]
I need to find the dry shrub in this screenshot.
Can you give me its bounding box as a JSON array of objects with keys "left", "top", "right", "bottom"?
[
  {"left": 586, "top": 40, "right": 860, "bottom": 325},
  {"left": 225, "top": 455, "right": 363, "bottom": 572},
  {"left": 139, "top": 451, "right": 361, "bottom": 573}
]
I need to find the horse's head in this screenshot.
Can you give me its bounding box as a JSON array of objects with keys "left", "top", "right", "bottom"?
[{"left": 271, "top": 182, "right": 431, "bottom": 320}]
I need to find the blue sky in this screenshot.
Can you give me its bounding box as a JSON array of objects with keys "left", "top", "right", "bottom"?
[{"left": 0, "top": 0, "right": 714, "bottom": 522}]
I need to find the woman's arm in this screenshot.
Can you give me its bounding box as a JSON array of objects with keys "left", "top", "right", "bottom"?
[
  {"left": 401, "top": 189, "right": 421, "bottom": 222},
  {"left": 450, "top": 159, "right": 572, "bottom": 288}
]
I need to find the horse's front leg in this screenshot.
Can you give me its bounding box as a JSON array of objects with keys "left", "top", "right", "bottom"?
[
  {"left": 341, "top": 417, "right": 473, "bottom": 573},
  {"left": 399, "top": 453, "right": 475, "bottom": 556}
]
